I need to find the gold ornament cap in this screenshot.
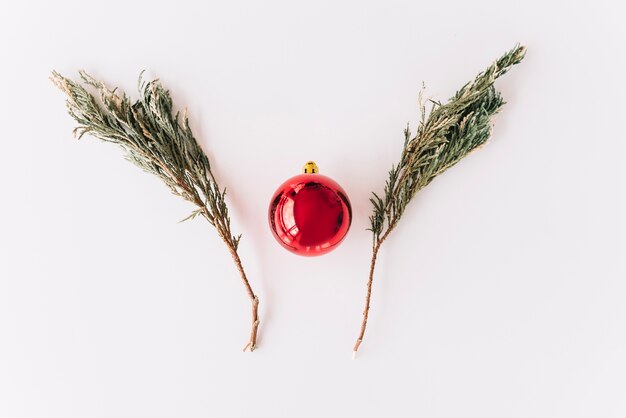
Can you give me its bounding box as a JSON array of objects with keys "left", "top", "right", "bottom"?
[{"left": 303, "top": 161, "right": 319, "bottom": 174}]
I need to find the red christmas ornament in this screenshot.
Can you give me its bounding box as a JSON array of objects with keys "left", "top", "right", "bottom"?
[{"left": 269, "top": 161, "right": 352, "bottom": 256}]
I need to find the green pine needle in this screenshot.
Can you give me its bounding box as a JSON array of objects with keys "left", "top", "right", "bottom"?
[{"left": 369, "top": 44, "right": 526, "bottom": 242}]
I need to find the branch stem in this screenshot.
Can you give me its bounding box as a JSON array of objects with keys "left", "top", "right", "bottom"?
[
  {"left": 353, "top": 237, "right": 385, "bottom": 357},
  {"left": 228, "top": 245, "right": 260, "bottom": 352}
]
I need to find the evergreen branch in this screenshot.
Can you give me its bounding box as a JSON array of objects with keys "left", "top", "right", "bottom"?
[
  {"left": 51, "top": 70, "right": 260, "bottom": 352},
  {"left": 354, "top": 44, "right": 526, "bottom": 357}
]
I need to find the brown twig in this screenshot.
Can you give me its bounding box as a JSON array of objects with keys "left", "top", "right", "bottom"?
[
  {"left": 243, "top": 296, "right": 260, "bottom": 352},
  {"left": 352, "top": 243, "right": 380, "bottom": 356},
  {"left": 353, "top": 230, "right": 391, "bottom": 358},
  {"left": 227, "top": 246, "right": 260, "bottom": 352}
]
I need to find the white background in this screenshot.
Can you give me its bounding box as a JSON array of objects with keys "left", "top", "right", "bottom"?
[{"left": 1, "top": 0, "right": 624, "bottom": 417}]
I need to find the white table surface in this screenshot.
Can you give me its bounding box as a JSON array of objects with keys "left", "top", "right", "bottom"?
[{"left": 1, "top": 0, "right": 624, "bottom": 417}]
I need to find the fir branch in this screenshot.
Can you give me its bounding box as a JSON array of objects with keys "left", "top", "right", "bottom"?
[
  {"left": 353, "top": 44, "right": 526, "bottom": 357},
  {"left": 51, "top": 70, "right": 260, "bottom": 352}
]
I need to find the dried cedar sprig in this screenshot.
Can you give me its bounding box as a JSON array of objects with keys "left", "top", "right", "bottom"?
[
  {"left": 51, "top": 71, "right": 260, "bottom": 352},
  {"left": 353, "top": 44, "right": 526, "bottom": 356}
]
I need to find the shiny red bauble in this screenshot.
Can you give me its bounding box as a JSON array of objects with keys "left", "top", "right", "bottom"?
[{"left": 268, "top": 162, "right": 352, "bottom": 256}]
